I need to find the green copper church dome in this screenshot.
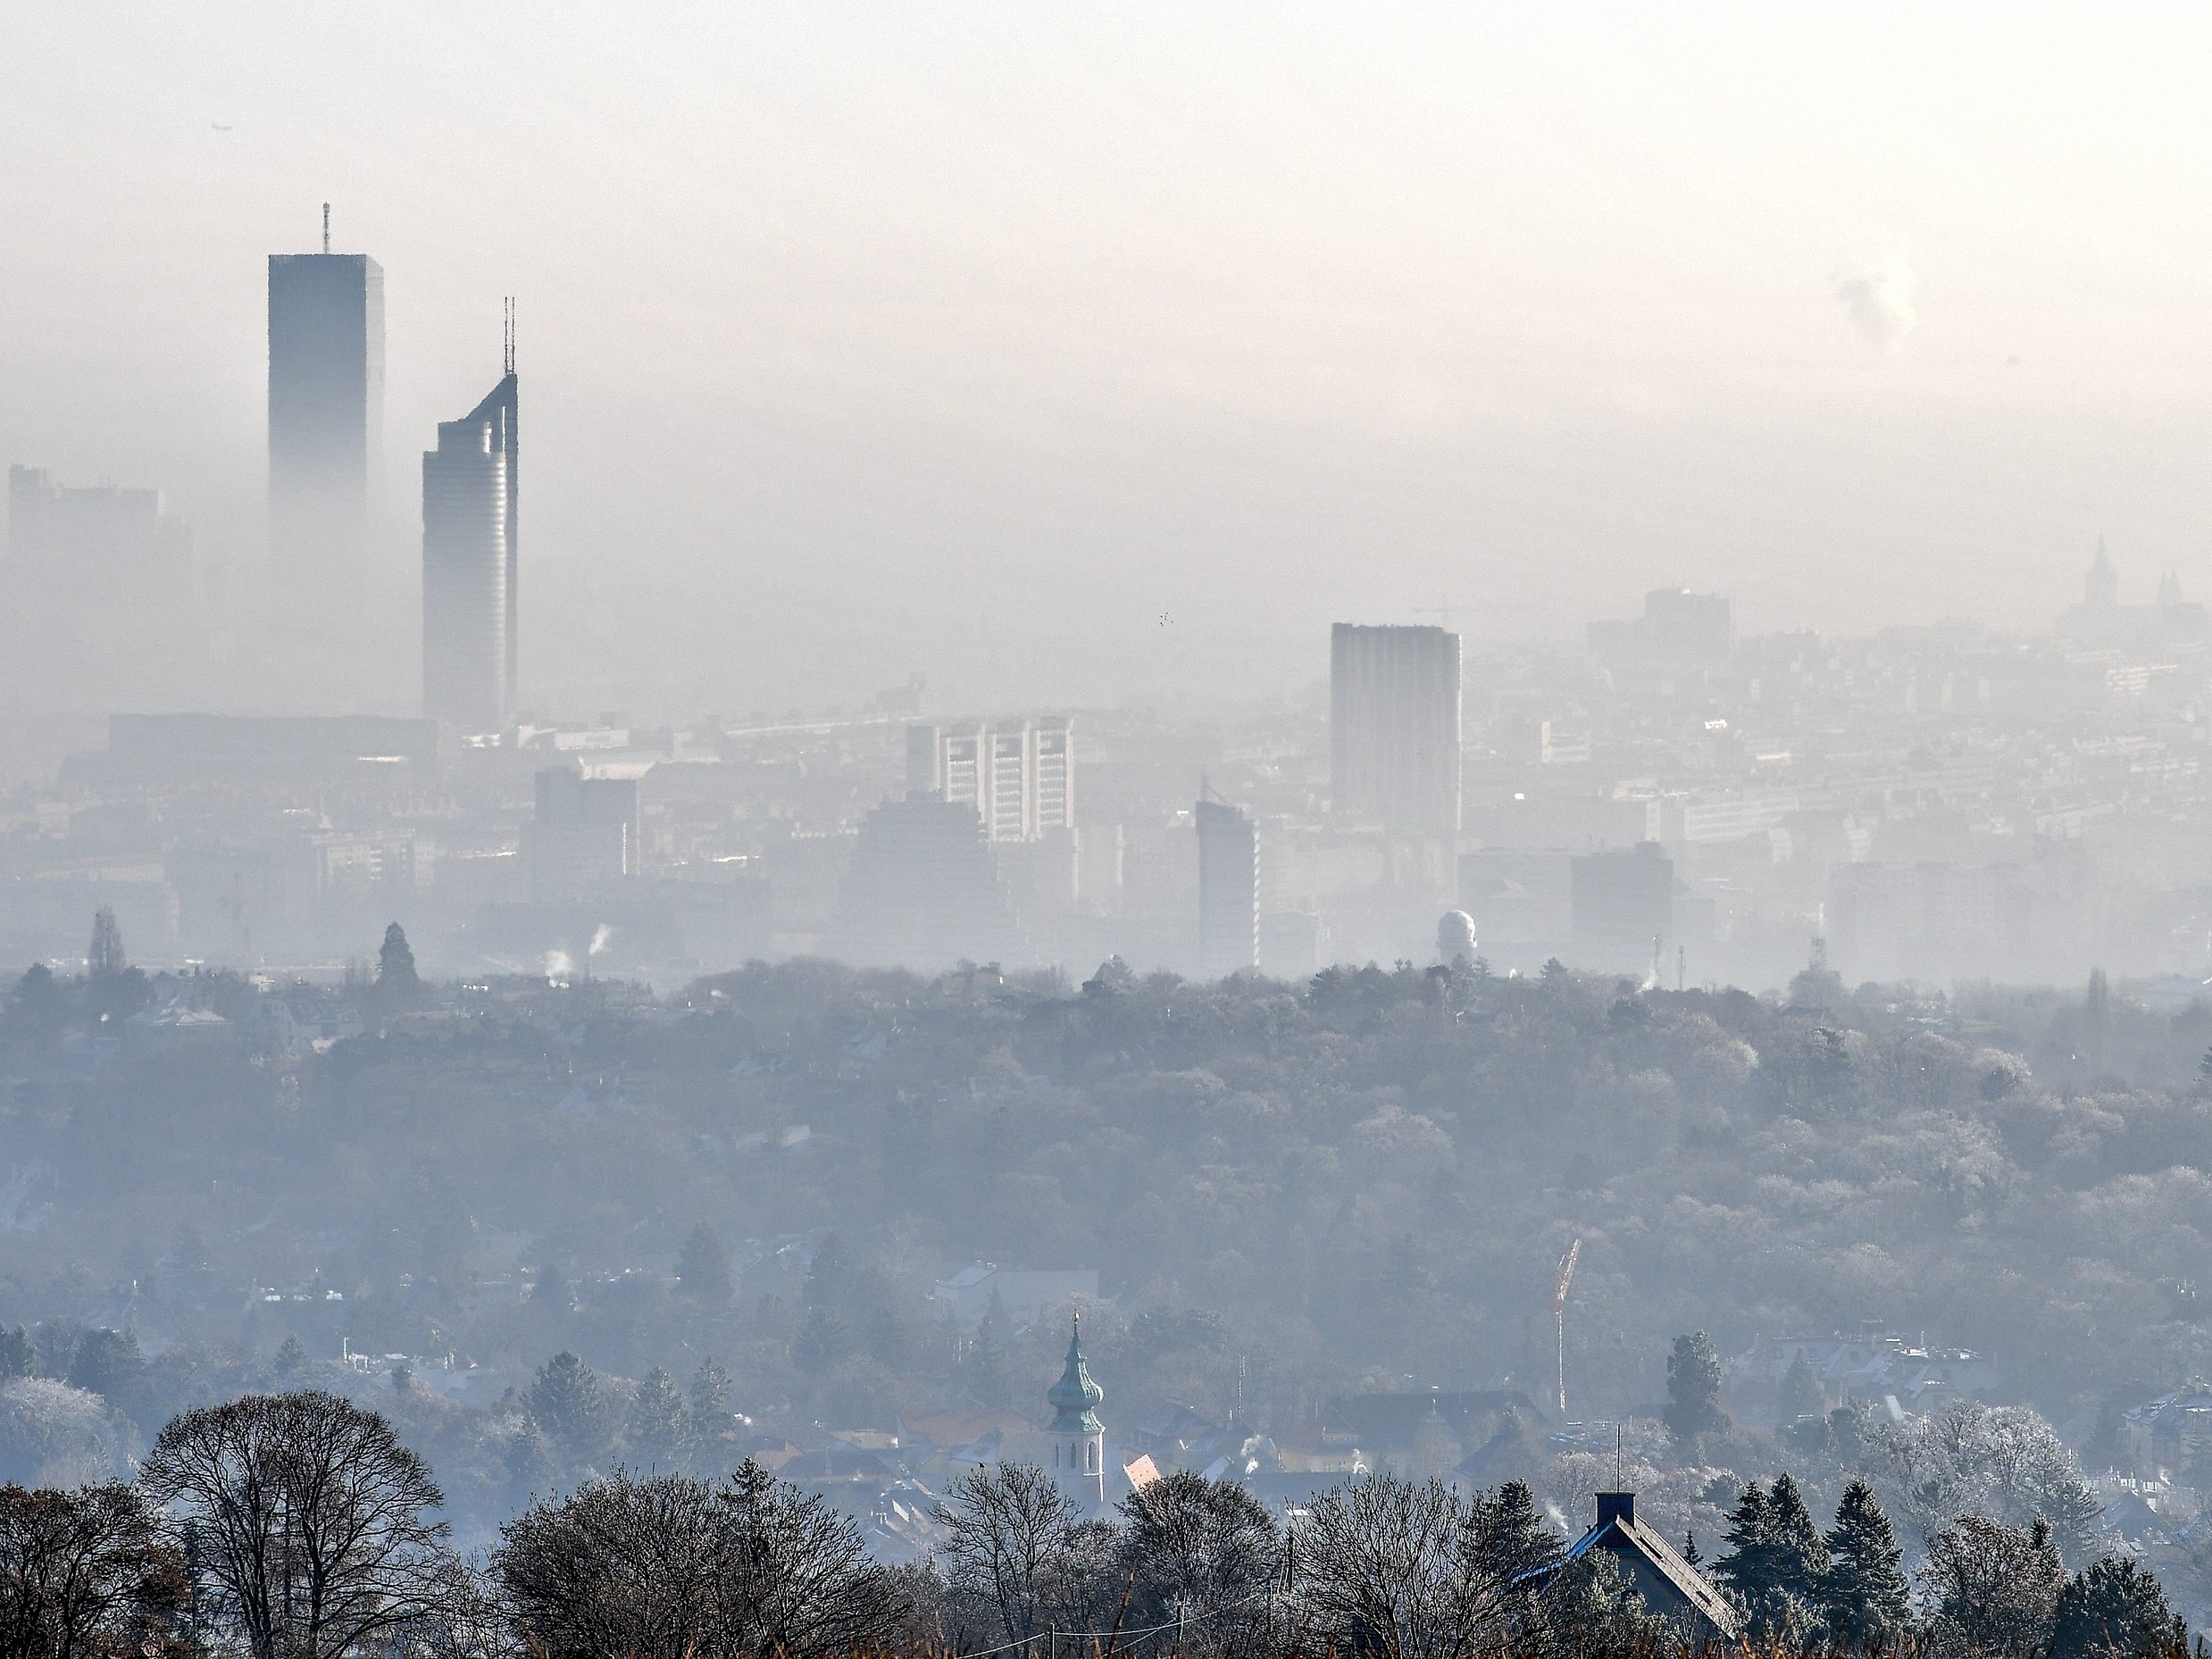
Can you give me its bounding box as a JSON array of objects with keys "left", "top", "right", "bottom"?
[{"left": 1047, "top": 1316, "right": 1105, "bottom": 1433}]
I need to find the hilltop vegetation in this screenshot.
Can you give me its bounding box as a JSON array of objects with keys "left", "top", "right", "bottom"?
[
  {"left": 2, "top": 953, "right": 2210, "bottom": 1555},
  {"left": 0, "top": 1390, "right": 2190, "bottom": 1659}
]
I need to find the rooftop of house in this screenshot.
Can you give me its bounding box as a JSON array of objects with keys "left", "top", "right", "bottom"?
[{"left": 1531, "top": 1492, "right": 1740, "bottom": 1642}]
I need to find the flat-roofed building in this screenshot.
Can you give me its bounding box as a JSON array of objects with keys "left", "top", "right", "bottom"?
[
  {"left": 1330, "top": 623, "right": 1462, "bottom": 838},
  {"left": 269, "top": 216, "right": 384, "bottom": 569}
]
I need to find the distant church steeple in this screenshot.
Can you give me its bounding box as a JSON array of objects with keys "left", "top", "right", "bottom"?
[
  {"left": 2087, "top": 537, "right": 2119, "bottom": 610},
  {"left": 1046, "top": 1313, "right": 1106, "bottom": 1506}
]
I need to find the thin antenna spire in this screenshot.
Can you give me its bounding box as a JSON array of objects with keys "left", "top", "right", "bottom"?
[
  {"left": 321, "top": 203, "right": 330, "bottom": 255},
  {"left": 503, "top": 296, "right": 516, "bottom": 376}
]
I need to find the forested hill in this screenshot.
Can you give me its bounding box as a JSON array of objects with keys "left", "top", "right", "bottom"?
[{"left": 5, "top": 953, "right": 2210, "bottom": 1447}]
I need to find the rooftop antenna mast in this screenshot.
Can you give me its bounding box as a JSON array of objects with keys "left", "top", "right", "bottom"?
[
  {"left": 321, "top": 203, "right": 330, "bottom": 255},
  {"left": 1551, "top": 1237, "right": 1581, "bottom": 1417},
  {"left": 504, "top": 296, "right": 515, "bottom": 376}
]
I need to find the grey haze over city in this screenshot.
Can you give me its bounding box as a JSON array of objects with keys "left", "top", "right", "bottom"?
[{"left": 12, "top": 8, "right": 2212, "bottom": 1657}]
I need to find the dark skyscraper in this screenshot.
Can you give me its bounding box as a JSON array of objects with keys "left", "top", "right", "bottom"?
[
  {"left": 268, "top": 206, "right": 384, "bottom": 568},
  {"left": 422, "top": 313, "right": 518, "bottom": 732}
]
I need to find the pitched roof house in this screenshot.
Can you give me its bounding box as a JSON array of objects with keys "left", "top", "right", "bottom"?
[{"left": 1526, "top": 1492, "right": 1740, "bottom": 1642}]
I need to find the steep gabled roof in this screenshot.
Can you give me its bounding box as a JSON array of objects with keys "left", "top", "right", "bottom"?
[{"left": 1561, "top": 1510, "right": 1740, "bottom": 1639}]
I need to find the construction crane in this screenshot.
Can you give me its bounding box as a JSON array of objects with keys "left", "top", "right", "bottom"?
[{"left": 1551, "top": 1238, "right": 1581, "bottom": 1417}]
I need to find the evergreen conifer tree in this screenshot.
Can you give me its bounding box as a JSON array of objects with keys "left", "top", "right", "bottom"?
[
  {"left": 966, "top": 1293, "right": 1009, "bottom": 1406},
  {"left": 1778, "top": 1355, "right": 1827, "bottom": 1421},
  {"left": 687, "top": 1357, "right": 731, "bottom": 1471},
  {"left": 88, "top": 906, "right": 126, "bottom": 979},
  {"left": 1460, "top": 1478, "right": 1564, "bottom": 1594},
  {"left": 376, "top": 922, "right": 421, "bottom": 1005},
  {"left": 505, "top": 1418, "right": 554, "bottom": 1511},
  {"left": 1664, "top": 1330, "right": 1728, "bottom": 1441},
  {"left": 1820, "top": 1478, "right": 1912, "bottom": 1649},
  {"left": 1717, "top": 1481, "right": 1782, "bottom": 1631},
  {"left": 527, "top": 1350, "right": 614, "bottom": 1477},
  {"left": 673, "top": 1221, "right": 734, "bottom": 1307},
  {"left": 13, "top": 963, "right": 56, "bottom": 1013},
  {"left": 2051, "top": 1556, "right": 2188, "bottom": 1659},
  {"left": 791, "top": 1305, "right": 853, "bottom": 1377},
  {"left": 1767, "top": 1472, "right": 1831, "bottom": 1608},
  {"left": 625, "top": 1365, "right": 688, "bottom": 1472},
  {"left": 530, "top": 1261, "right": 571, "bottom": 1311}
]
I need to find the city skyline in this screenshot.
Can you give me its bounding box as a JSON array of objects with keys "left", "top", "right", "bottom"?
[
  {"left": 11, "top": 8, "right": 2212, "bottom": 722},
  {"left": 12, "top": 17, "right": 2212, "bottom": 1641}
]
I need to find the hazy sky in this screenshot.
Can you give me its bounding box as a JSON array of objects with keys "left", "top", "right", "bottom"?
[{"left": 6, "top": 3, "right": 2212, "bottom": 717}]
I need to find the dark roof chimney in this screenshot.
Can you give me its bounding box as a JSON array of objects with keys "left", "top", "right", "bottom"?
[{"left": 1596, "top": 1491, "right": 1635, "bottom": 1529}]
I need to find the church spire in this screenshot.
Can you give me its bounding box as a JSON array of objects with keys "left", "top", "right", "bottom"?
[
  {"left": 1047, "top": 1313, "right": 1105, "bottom": 1433},
  {"left": 2087, "top": 535, "right": 2118, "bottom": 610}
]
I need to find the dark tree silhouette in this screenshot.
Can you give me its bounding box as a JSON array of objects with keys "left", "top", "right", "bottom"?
[
  {"left": 376, "top": 922, "right": 421, "bottom": 1005},
  {"left": 625, "top": 1366, "right": 688, "bottom": 1473},
  {"left": 673, "top": 1222, "right": 733, "bottom": 1307},
  {"left": 1920, "top": 1514, "right": 2066, "bottom": 1658},
  {"left": 1663, "top": 1330, "right": 1727, "bottom": 1441},
  {"left": 0, "top": 1482, "right": 189, "bottom": 1659},
  {"left": 936, "top": 1461, "right": 1085, "bottom": 1648},
  {"left": 86, "top": 909, "right": 125, "bottom": 980},
  {"left": 496, "top": 1463, "right": 901, "bottom": 1659},
  {"left": 1818, "top": 1479, "right": 1912, "bottom": 1649},
  {"left": 526, "top": 1352, "right": 614, "bottom": 1479},
  {"left": 138, "top": 1390, "right": 456, "bottom": 1659},
  {"left": 1118, "top": 1471, "right": 1281, "bottom": 1652},
  {"left": 2051, "top": 1556, "right": 2187, "bottom": 1659}
]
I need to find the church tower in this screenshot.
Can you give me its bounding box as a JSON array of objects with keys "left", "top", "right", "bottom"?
[
  {"left": 2086, "top": 537, "right": 2119, "bottom": 610},
  {"left": 1046, "top": 1314, "right": 1106, "bottom": 1507}
]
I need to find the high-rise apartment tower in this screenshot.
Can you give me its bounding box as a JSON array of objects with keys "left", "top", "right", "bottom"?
[
  {"left": 906, "top": 717, "right": 1074, "bottom": 841},
  {"left": 1329, "top": 623, "right": 1462, "bottom": 838},
  {"left": 1195, "top": 792, "right": 1259, "bottom": 979},
  {"left": 269, "top": 206, "right": 384, "bottom": 568}
]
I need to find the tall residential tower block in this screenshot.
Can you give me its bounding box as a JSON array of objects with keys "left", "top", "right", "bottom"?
[
  {"left": 1330, "top": 622, "right": 1462, "bottom": 838},
  {"left": 906, "top": 716, "right": 1073, "bottom": 841}
]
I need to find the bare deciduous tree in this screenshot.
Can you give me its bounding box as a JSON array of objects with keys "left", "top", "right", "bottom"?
[
  {"left": 1293, "top": 1473, "right": 1468, "bottom": 1659},
  {"left": 0, "top": 1482, "right": 189, "bottom": 1659},
  {"left": 139, "top": 1390, "right": 456, "bottom": 1659},
  {"left": 1919, "top": 1514, "right": 2066, "bottom": 1658},
  {"left": 1292, "top": 1474, "right": 1564, "bottom": 1659},
  {"left": 717, "top": 1458, "right": 904, "bottom": 1659},
  {"left": 496, "top": 1471, "right": 726, "bottom": 1659},
  {"left": 936, "top": 1461, "right": 1083, "bottom": 1648},
  {"left": 495, "top": 1460, "right": 903, "bottom": 1659},
  {"left": 1119, "top": 1471, "right": 1281, "bottom": 1655}
]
